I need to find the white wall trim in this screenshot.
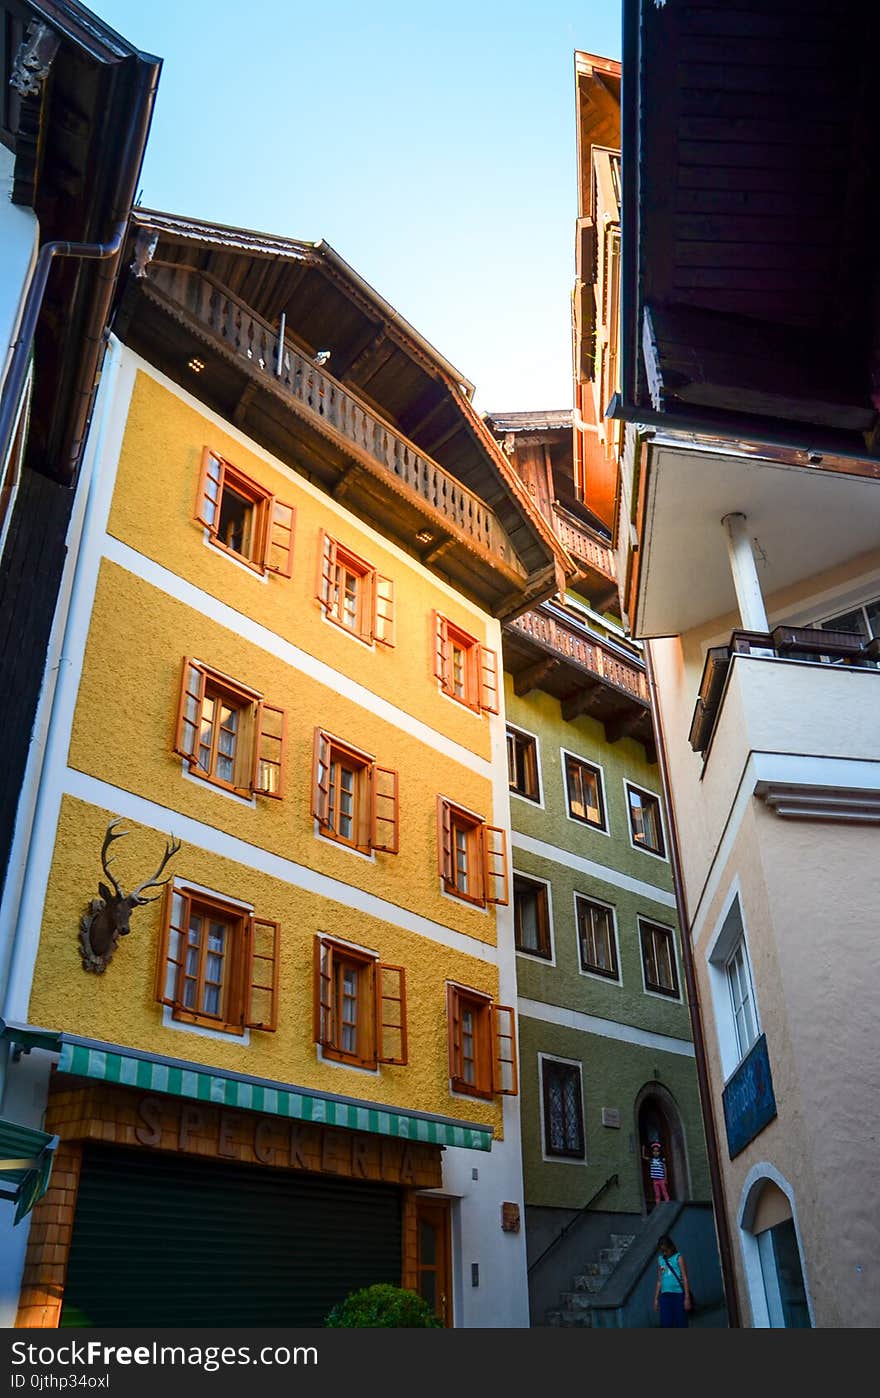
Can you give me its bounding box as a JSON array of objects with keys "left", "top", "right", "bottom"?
[
  {"left": 517, "top": 998, "right": 695, "bottom": 1057},
  {"left": 510, "top": 831, "right": 676, "bottom": 908}
]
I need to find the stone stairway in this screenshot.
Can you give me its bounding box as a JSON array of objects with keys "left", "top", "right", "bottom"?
[{"left": 545, "top": 1231, "right": 637, "bottom": 1327}]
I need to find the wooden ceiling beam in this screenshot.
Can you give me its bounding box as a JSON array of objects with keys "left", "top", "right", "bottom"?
[
  {"left": 561, "top": 681, "right": 605, "bottom": 722},
  {"left": 604, "top": 707, "right": 650, "bottom": 744},
  {"left": 514, "top": 657, "right": 560, "bottom": 697}
]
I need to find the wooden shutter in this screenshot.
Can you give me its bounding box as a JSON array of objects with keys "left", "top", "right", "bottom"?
[
  {"left": 173, "top": 658, "right": 206, "bottom": 762},
  {"left": 265, "top": 499, "right": 295, "bottom": 577},
  {"left": 479, "top": 645, "right": 500, "bottom": 714},
  {"left": 313, "top": 934, "right": 333, "bottom": 1048},
  {"left": 373, "top": 573, "right": 395, "bottom": 647},
  {"left": 491, "top": 1004, "right": 518, "bottom": 1096},
  {"left": 482, "top": 824, "right": 509, "bottom": 905},
  {"left": 437, "top": 797, "right": 453, "bottom": 882},
  {"left": 371, "top": 765, "right": 399, "bottom": 854},
  {"left": 311, "top": 728, "right": 332, "bottom": 825},
  {"left": 433, "top": 611, "right": 450, "bottom": 684},
  {"left": 194, "top": 449, "right": 224, "bottom": 532},
  {"left": 446, "top": 984, "right": 462, "bottom": 1083},
  {"left": 376, "top": 964, "right": 407, "bottom": 1065},
  {"left": 155, "top": 885, "right": 189, "bottom": 1007},
  {"left": 316, "top": 531, "right": 336, "bottom": 611},
  {"left": 245, "top": 916, "right": 279, "bottom": 1031},
  {"left": 253, "top": 702, "right": 286, "bottom": 799}
]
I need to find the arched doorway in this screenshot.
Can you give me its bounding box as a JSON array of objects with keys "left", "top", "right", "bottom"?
[
  {"left": 635, "top": 1083, "right": 690, "bottom": 1211},
  {"left": 739, "top": 1173, "right": 812, "bottom": 1328}
]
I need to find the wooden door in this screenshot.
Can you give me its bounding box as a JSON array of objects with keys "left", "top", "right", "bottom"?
[{"left": 415, "top": 1197, "right": 452, "bottom": 1326}]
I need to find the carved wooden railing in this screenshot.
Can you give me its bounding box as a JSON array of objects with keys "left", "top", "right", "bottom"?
[
  {"left": 552, "top": 509, "right": 615, "bottom": 578},
  {"left": 510, "top": 608, "right": 649, "bottom": 704},
  {"left": 147, "top": 264, "right": 514, "bottom": 564}
]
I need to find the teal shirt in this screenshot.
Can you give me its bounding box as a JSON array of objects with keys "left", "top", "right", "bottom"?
[{"left": 658, "top": 1252, "right": 684, "bottom": 1294}]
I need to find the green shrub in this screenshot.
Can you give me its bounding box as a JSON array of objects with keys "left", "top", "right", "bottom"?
[{"left": 324, "top": 1283, "right": 442, "bottom": 1328}]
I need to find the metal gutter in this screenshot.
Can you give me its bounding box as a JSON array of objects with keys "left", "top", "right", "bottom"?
[{"left": 643, "top": 639, "right": 742, "bottom": 1328}]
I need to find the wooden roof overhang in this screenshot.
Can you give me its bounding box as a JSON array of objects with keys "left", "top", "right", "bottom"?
[
  {"left": 621, "top": 0, "right": 880, "bottom": 464},
  {"left": 116, "top": 211, "right": 570, "bottom": 618},
  {"left": 503, "top": 602, "right": 654, "bottom": 760},
  {"left": 1, "top": 0, "right": 160, "bottom": 481}
]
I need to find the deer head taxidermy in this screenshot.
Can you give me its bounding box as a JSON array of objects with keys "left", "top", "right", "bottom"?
[{"left": 79, "top": 819, "right": 182, "bottom": 974}]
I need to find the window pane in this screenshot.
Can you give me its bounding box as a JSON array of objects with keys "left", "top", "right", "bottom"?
[
  {"left": 217, "top": 486, "right": 253, "bottom": 558},
  {"left": 544, "top": 1062, "right": 583, "bottom": 1157},
  {"left": 566, "top": 757, "right": 602, "bottom": 825},
  {"left": 628, "top": 787, "right": 664, "bottom": 855},
  {"left": 819, "top": 605, "right": 868, "bottom": 637},
  {"left": 865, "top": 599, "right": 880, "bottom": 639}
]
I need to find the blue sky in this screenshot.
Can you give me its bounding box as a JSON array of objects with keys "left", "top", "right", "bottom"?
[{"left": 94, "top": 1, "right": 621, "bottom": 412}]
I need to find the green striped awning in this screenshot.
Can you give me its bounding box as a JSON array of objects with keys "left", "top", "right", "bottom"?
[
  {"left": 0, "top": 1117, "right": 58, "bottom": 1224},
  {"left": 54, "top": 1039, "right": 492, "bottom": 1151}
]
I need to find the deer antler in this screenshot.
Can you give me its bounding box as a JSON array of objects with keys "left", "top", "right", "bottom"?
[
  {"left": 99, "top": 818, "right": 128, "bottom": 897},
  {"left": 129, "top": 835, "right": 182, "bottom": 904}
]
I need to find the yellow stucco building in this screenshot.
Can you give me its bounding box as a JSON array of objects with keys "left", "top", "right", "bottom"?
[{"left": 1, "top": 211, "right": 568, "bottom": 1328}]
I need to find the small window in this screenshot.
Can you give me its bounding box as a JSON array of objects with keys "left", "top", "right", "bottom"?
[
  {"left": 626, "top": 783, "right": 666, "bottom": 857},
  {"left": 433, "top": 612, "right": 499, "bottom": 714},
  {"left": 541, "top": 1058, "right": 585, "bottom": 1160},
  {"left": 437, "top": 797, "right": 508, "bottom": 907},
  {"left": 727, "top": 941, "right": 758, "bottom": 1062},
  {"left": 564, "top": 753, "right": 606, "bottom": 830},
  {"left": 316, "top": 531, "right": 394, "bottom": 646},
  {"left": 639, "top": 919, "right": 680, "bottom": 999},
  {"left": 195, "top": 449, "right": 295, "bottom": 576},
  {"left": 447, "top": 983, "right": 517, "bottom": 1099},
  {"left": 507, "top": 728, "right": 540, "bottom": 801},
  {"left": 576, "top": 896, "right": 619, "bottom": 980},
  {"left": 312, "top": 729, "right": 399, "bottom": 854},
  {"left": 156, "top": 885, "right": 279, "bottom": 1034},
  {"left": 314, "top": 934, "right": 407, "bottom": 1069},
  {"left": 514, "top": 875, "right": 552, "bottom": 958},
  {"left": 174, "top": 659, "right": 286, "bottom": 799}
]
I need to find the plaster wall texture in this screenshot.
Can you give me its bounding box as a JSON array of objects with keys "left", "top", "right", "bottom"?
[
  {"left": 694, "top": 805, "right": 880, "bottom": 1327},
  {"left": 28, "top": 793, "right": 503, "bottom": 1135},
  {"left": 67, "top": 559, "right": 500, "bottom": 945},
  {"left": 105, "top": 368, "right": 494, "bottom": 763}
]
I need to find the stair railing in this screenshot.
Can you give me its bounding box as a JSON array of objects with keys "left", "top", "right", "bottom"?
[{"left": 527, "top": 1173, "right": 619, "bottom": 1276}]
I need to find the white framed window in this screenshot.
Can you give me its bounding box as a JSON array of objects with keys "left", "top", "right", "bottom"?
[
  {"left": 538, "top": 1053, "right": 586, "bottom": 1164},
  {"left": 707, "top": 885, "right": 762, "bottom": 1080},
  {"left": 624, "top": 781, "right": 666, "bottom": 859},
  {"left": 574, "top": 893, "right": 621, "bottom": 984},
  {"left": 638, "top": 916, "right": 681, "bottom": 1000},
  {"left": 561, "top": 747, "right": 609, "bottom": 834}
]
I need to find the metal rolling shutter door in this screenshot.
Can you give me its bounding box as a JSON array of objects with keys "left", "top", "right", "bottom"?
[{"left": 61, "top": 1144, "right": 402, "bottom": 1327}]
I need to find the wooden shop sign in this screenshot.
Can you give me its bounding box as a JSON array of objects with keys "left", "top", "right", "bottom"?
[{"left": 133, "top": 1093, "right": 442, "bottom": 1188}]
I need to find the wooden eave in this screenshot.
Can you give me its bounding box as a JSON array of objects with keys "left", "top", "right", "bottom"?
[
  {"left": 625, "top": 0, "right": 879, "bottom": 454},
  {"left": 502, "top": 602, "right": 654, "bottom": 760},
  {"left": 3, "top": 0, "right": 159, "bottom": 480}
]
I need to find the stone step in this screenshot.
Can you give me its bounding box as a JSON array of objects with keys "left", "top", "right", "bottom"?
[
  {"left": 546, "top": 1309, "right": 593, "bottom": 1328},
  {"left": 610, "top": 1233, "right": 636, "bottom": 1249},
  {"left": 598, "top": 1246, "right": 626, "bottom": 1265},
  {"left": 574, "top": 1261, "right": 612, "bottom": 1284},
  {"left": 560, "top": 1287, "right": 603, "bottom": 1308},
  {"left": 572, "top": 1274, "right": 609, "bottom": 1295}
]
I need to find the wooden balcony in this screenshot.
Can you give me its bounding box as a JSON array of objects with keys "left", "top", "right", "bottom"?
[
  {"left": 551, "top": 506, "right": 618, "bottom": 610},
  {"left": 125, "top": 264, "right": 541, "bottom": 615},
  {"left": 689, "top": 626, "right": 878, "bottom": 755},
  {"left": 503, "top": 604, "right": 654, "bottom": 758}
]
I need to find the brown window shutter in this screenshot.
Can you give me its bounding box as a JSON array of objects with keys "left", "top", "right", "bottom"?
[
  {"left": 316, "top": 530, "right": 336, "bottom": 611},
  {"left": 173, "top": 658, "right": 207, "bottom": 762},
  {"left": 376, "top": 963, "right": 407, "bottom": 1065},
  {"left": 265, "top": 499, "right": 296, "bottom": 577},
  {"left": 245, "top": 916, "right": 280, "bottom": 1031},
  {"left": 482, "top": 824, "right": 510, "bottom": 905},
  {"left": 373, "top": 573, "right": 395, "bottom": 647},
  {"left": 446, "top": 983, "right": 462, "bottom": 1083},
  {"left": 491, "top": 1004, "right": 518, "bottom": 1096},
  {"left": 479, "top": 645, "right": 500, "bottom": 714},
  {"left": 313, "top": 934, "right": 334, "bottom": 1048},
  {"left": 433, "top": 611, "right": 449, "bottom": 684},
  {"left": 371, "top": 765, "right": 399, "bottom": 854},
  {"left": 252, "top": 701, "right": 286, "bottom": 799},
  {"left": 437, "top": 796, "right": 453, "bottom": 882},
  {"left": 311, "top": 728, "right": 332, "bottom": 825},
  {"left": 155, "top": 884, "right": 189, "bottom": 1007},
  {"left": 194, "top": 448, "right": 224, "bottom": 532}
]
